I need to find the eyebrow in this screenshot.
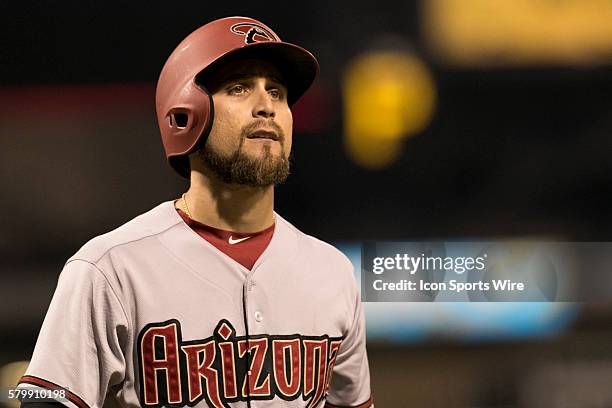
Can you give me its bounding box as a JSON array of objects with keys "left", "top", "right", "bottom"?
[{"left": 220, "top": 73, "right": 286, "bottom": 88}]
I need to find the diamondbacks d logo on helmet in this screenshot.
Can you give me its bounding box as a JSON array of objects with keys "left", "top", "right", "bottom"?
[{"left": 230, "top": 23, "right": 276, "bottom": 44}]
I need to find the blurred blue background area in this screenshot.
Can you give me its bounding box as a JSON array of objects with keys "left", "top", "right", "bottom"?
[{"left": 337, "top": 243, "right": 580, "bottom": 343}]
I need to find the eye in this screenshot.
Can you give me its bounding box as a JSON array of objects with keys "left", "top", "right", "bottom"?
[
  {"left": 228, "top": 84, "right": 247, "bottom": 95},
  {"left": 268, "top": 88, "right": 284, "bottom": 100}
]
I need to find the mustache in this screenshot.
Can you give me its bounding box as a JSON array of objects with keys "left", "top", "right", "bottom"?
[{"left": 241, "top": 120, "right": 285, "bottom": 142}]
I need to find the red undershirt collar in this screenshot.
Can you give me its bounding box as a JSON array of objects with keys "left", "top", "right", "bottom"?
[{"left": 176, "top": 208, "right": 274, "bottom": 271}]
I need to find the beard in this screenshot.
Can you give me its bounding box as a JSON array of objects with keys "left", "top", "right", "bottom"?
[{"left": 198, "top": 123, "right": 290, "bottom": 187}]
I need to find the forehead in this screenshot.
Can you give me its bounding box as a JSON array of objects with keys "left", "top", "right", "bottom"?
[{"left": 201, "top": 58, "right": 285, "bottom": 91}]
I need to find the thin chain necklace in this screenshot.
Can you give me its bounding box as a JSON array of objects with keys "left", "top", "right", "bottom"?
[
  {"left": 181, "top": 193, "right": 193, "bottom": 219},
  {"left": 181, "top": 193, "right": 275, "bottom": 223}
]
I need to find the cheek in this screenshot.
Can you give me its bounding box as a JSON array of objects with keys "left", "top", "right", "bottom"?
[
  {"left": 280, "top": 109, "right": 293, "bottom": 153},
  {"left": 284, "top": 129, "right": 293, "bottom": 155},
  {"left": 207, "top": 104, "right": 241, "bottom": 151}
]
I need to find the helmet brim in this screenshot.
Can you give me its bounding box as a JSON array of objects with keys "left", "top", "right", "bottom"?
[{"left": 196, "top": 41, "right": 319, "bottom": 106}]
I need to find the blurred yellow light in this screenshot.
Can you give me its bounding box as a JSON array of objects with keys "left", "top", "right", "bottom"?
[
  {"left": 0, "top": 361, "right": 28, "bottom": 388},
  {"left": 0, "top": 361, "right": 29, "bottom": 407},
  {"left": 425, "top": 0, "right": 612, "bottom": 66},
  {"left": 347, "top": 135, "right": 405, "bottom": 170},
  {"left": 343, "top": 52, "right": 436, "bottom": 168}
]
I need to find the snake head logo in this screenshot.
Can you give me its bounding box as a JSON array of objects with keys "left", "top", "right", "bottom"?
[{"left": 230, "top": 23, "right": 277, "bottom": 44}]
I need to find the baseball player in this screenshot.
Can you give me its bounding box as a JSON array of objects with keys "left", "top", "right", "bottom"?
[{"left": 18, "top": 16, "right": 373, "bottom": 408}]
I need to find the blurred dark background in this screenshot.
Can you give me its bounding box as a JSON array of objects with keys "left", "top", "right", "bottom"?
[{"left": 2, "top": 1, "right": 612, "bottom": 407}]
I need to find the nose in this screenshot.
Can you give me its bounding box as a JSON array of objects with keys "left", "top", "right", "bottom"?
[{"left": 252, "top": 83, "right": 275, "bottom": 119}]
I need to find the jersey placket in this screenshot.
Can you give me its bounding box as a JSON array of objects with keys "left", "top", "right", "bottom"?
[{"left": 241, "top": 257, "right": 266, "bottom": 406}]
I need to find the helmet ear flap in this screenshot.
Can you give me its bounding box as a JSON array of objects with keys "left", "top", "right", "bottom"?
[
  {"left": 163, "top": 94, "right": 214, "bottom": 179},
  {"left": 166, "top": 107, "right": 196, "bottom": 134}
]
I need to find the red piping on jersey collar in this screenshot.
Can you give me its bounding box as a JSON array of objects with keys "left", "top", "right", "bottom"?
[
  {"left": 18, "top": 375, "right": 91, "bottom": 408},
  {"left": 176, "top": 208, "right": 275, "bottom": 237}
]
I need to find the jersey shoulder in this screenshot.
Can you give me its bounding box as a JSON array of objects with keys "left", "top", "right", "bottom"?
[
  {"left": 276, "top": 214, "right": 355, "bottom": 276},
  {"left": 68, "top": 201, "right": 180, "bottom": 264}
]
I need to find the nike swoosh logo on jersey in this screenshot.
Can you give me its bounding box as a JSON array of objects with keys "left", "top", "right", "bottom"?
[{"left": 228, "top": 236, "right": 252, "bottom": 245}]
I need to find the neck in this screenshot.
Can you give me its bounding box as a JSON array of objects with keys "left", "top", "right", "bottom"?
[{"left": 178, "top": 169, "right": 275, "bottom": 233}]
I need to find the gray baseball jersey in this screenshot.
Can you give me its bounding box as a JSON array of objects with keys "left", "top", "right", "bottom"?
[{"left": 19, "top": 201, "right": 373, "bottom": 408}]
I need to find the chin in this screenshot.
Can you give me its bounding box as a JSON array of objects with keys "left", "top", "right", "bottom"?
[{"left": 246, "top": 144, "right": 283, "bottom": 158}]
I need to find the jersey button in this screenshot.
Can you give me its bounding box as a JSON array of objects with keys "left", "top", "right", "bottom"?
[{"left": 254, "top": 311, "right": 263, "bottom": 322}]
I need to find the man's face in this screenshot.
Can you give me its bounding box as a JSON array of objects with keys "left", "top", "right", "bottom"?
[{"left": 196, "top": 58, "right": 293, "bottom": 187}]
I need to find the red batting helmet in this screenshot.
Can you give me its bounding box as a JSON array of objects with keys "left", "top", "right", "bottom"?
[{"left": 156, "top": 16, "right": 319, "bottom": 178}]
